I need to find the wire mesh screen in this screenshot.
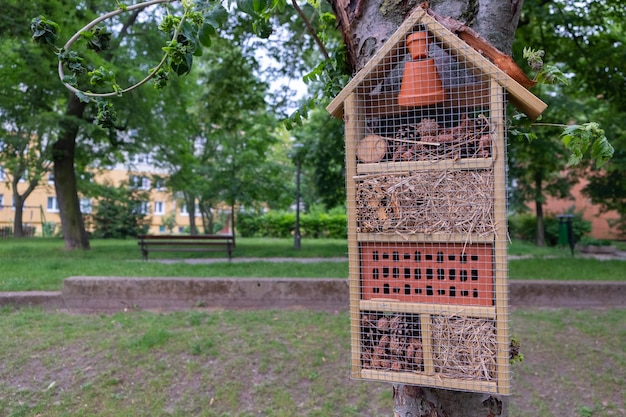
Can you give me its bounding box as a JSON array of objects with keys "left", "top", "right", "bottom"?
[{"left": 343, "top": 17, "right": 510, "bottom": 395}]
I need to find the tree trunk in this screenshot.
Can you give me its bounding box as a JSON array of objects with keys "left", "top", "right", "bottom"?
[
  {"left": 184, "top": 192, "right": 198, "bottom": 235},
  {"left": 534, "top": 172, "right": 545, "bottom": 247},
  {"left": 328, "top": 0, "right": 523, "bottom": 415},
  {"left": 12, "top": 192, "right": 25, "bottom": 238},
  {"left": 54, "top": 92, "right": 90, "bottom": 250},
  {"left": 11, "top": 171, "right": 38, "bottom": 238}
]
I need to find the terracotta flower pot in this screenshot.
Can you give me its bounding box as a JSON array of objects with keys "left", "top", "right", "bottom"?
[{"left": 398, "top": 31, "right": 446, "bottom": 107}]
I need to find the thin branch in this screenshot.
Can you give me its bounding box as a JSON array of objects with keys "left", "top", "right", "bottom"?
[{"left": 291, "top": 0, "right": 330, "bottom": 61}]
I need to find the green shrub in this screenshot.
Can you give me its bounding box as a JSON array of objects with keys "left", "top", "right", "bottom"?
[
  {"left": 89, "top": 185, "right": 151, "bottom": 238},
  {"left": 544, "top": 212, "right": 591, "bottom": 246},
  {"left": 508, "top": 212, "right": 591, "bottom": 246},
  {"left": 237, "top": 210, "right": 347, "bottom": 239},
  {"left": 508, "top": 213, "right": 537, "bottom": 242},
  {"left": 577, "top": 236, "right": 613, "bottom": 246}
]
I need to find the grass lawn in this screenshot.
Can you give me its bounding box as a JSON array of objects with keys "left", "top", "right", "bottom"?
[
  {"left": 0, "top": 238, "right": 624, "bottom": 416},
  {"left": 0, "top": 237, "right": 624, "bottom": 291},
  {"left": 0, "top": 307, "right": 623, "bottom": 417}
]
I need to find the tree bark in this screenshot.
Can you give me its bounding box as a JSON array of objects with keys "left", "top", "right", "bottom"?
[
  {"left": 184, "top": 191, "right": 199, "bottom": 235},
  {"left": 331, "top": 0, "right": 522, "bottom": 74},
  {"left": 54, "top": 92, "right": 90, "bottom": 250},
  {"left": 12, "top": 192, "right": 25, "bottom": 238},
  {"left": 534, "top": 172, "right": 545, "bottom": 247},
  {"left": 328, "top": 0, "right": 523, "bottom": 415},
  {"left": 11, "top": 180, "right": 37, "bottom": 238}
]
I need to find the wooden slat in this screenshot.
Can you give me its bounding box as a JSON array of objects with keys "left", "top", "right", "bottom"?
[
  {"left": 139, "top": 235, "right": 233, "bottom": 241},
  {"left": 355, "top": 157, "right": 493, "bottom": 175},
  {"left": 421, "top": 314, "right": 435, "bottom": 375},
  {"left": 357, "top": 232, "right": 494, "bottom": 244},
  {"left": 326, "top": 9, "right": 428, "bottom": 119},
  {"left": 146, "top": 247, "right": 230, "bottom": 252},
  {"left": 490, "top": 80, "right": 511, "bottom": 395},
  {"left": 359, "top": 300, "right": 496, "bottom": 319},
  {"left": 140, "top": 242, "right": 232, "bottom": 247},
  {"left": 345, "top": 93, "right": 365, "bottom": 379},
  {"left": 360, "top": 369, "right": 498, "bottom": 394},
  {"left": 138, "top": 235, "right": 234, "bottom": 260}
]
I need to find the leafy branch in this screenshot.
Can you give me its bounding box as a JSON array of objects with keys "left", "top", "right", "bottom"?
[
  {"left": 30, "top": 0, "right": 231, "bottom": 128},
  {"left": 513, "top": 48, "right": 614, "bottom": 167}
]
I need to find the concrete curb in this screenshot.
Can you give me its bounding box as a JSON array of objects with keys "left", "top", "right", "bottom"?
[{"left": 1, "top": 278, "right": 624, "bottom": 313}]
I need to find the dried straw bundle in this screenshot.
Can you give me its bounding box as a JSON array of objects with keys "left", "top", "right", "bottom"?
[
  {"left": 356, "top": 169, "right": 495, "bottom": 236},
  {"left": 431, "top": 315, "right": 497, "bottom": 381}
]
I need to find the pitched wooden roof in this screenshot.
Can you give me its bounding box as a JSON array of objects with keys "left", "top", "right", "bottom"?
[{"left": 326, "top": 6, "right": 547, "bottom": 120}]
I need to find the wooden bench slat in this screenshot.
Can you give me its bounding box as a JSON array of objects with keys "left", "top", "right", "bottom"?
[
  {"left": 138, "top": 235, "right": 234, "bottom": 260},
  {"left": 139, "top": 235, "right": 233, "bottom": 240}
]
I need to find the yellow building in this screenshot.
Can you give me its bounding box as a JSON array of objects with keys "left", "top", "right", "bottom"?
[{"left": 0, "top": 154, "right": 207, "bottom": 237}]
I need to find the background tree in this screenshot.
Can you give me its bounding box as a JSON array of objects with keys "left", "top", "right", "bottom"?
[
  {"left": 88, "top": 181, "right": 151, "bottom": 238},
  {"left": 192, "top": 36, "right": 290, "bottom": 229},
  {"left": 0, "top": 125, "right": 52, "bottom": 238},
  {"left": 26, "top": 0, "right": 182, "bottom": 249},
  {"left": 292, "top": 107, "right": 346, "bottom": 210},
  {"left": 514, "top": 0, "right": 625, "bottom": 237},
  {"left": 508, "top": 92, "right": 583, "bottom": 246}
]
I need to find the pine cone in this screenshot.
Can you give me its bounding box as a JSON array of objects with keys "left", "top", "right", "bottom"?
[
  {"left": 389, "top": 336, "right": 404, "bottom": 355},
  {"left": 416, "top": 118, "right": 440, "bottom": 136},
  {"left": 377, "top": 316, "right": 390, "bottom": 331},
  {"left": 378, "top": 335, "right": 390, "bottom": 348}
]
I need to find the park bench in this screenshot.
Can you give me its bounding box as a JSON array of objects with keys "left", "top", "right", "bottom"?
[{"left": 138, "top": 234, "right": 235, "bottom": 260}]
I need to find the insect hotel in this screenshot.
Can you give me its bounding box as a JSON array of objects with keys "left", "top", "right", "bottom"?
[{"left": 327, "top": 6, "right": 546, "bottom": 395}]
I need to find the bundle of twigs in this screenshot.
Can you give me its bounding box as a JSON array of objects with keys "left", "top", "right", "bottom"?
[
  {"left": 355, "top": 169, "right": 496, "bottom": 237},
  {"left": 431, "top": 315, "right": 497, "bottom": 381},
  {"left": 389, "top": 115, "right": 492, "bottom": 162}
]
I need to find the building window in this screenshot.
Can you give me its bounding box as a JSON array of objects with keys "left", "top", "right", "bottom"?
[
  {"left": 47, "top": 196, "right": 59, "bottom": 212},
  {"left": 140, "top": 201, "right": 150, "bottom": 215},
  {"left": 180, "top": 204, "right": 188, "bottom": 216},
  {"left": 159, "top": 225, "right": 166, "bottom": 233},
  {"left": 130, "top": 175, "right": 150, "bottom": 190},
  {"left": 80, "top": 198, "right": 92, "bottom": 214},
  {"left": 0, "top": 167, "right": 5, "bottom": 181},
  {"left": 0, "top": 194, "right": 4, "bottom": 208},
  {"left": 130, "top": 175, "right": 141, "bottom": 189},
  {"left": 133, "top": 154, "right": 151, "bottom": 164},
  {"left": 48, "top": 173, "right": 55, "bottom": 184},
  {"left": 154, "top": 177, "right": 166, "bottom": 191},
  {"left": 154, "top": 201, "right": 165, "bottom": 215}
]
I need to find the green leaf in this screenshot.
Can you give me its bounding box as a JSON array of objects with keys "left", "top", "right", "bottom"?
[
  {"left": 76, "top": 92, "right": 91, "bottom": 103},
  {"left": 84, "top": 26, "right": 112, "bottom": 52},
  {"left": 62, "top": 74, "right": 78, "bottom": 86},
  {"left": 590, "top": 130, "right": 614, "bottom": 168},
  {"left": 560, "top": 123, "right": 613, "bottom": 167},
  {"left": 536, "top": 64, "right": 569, "bottom": 85},
  {"left": 30, "top": 15, "right": 59, "bottom": 46},
  {"left": 95, "top": 99, "right": 117, "bottom": 129},
  {"left": 253, "top": 0, "right": 270, "bottom": 14},
  {"left": 203, "top": 4, "right": 229, "bottom": 28},
  {"left": 237, "top": 0, "right": 256, "bottom": 15},
  {"left": 253, "top": 20, "right": 273, "bottom": 39},
  {"left": 198, "top": 23, "right": 215, "bottom": 48}
]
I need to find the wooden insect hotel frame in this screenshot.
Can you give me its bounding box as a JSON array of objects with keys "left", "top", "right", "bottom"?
[{"left": 327, "top": 6, "right": 546, "bottom": 395}]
